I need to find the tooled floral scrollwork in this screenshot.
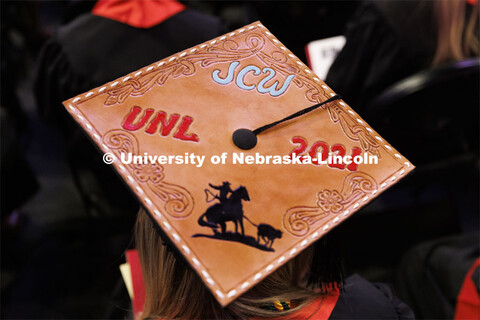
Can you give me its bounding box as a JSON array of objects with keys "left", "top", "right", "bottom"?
[
  {"left": 103, "top": 34, "right": 265, "bottom": 106},
  {"left": 256, "top": 50, "right": 324, "bottom": 104},
  {"left": 132, "top": 163, "right": 164, "bottom": 184},
  {"left": 103, "top": 130, "right": 138, "bottom": 154},
  {"left": 283, "top": 172, "right": 378, "bottom": 236},
  {"left": 103, "top": 130, "right": 194, "bottom": 218},
  {"left": 317, "top": 190, "right": 343, "bottom": 213},
  {"left": 326, "top": 104, "right": 381, "bottom": 157},
  {"left": 103, "top": 29, "right": 380, "bottom": 157},
  {"left": 255, "top": 48, "right": 380, "bottom": 156}
]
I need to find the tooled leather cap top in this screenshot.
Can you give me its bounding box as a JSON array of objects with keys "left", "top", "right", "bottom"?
[{"left": 63, "top": 22, "right": 413, "bottom": 306}]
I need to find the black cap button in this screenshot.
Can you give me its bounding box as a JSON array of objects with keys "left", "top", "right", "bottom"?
[{"left": 232, "top": 129, "right": 257, "bottom": 150}]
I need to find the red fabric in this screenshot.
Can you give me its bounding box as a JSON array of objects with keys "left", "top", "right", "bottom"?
[
  {"left": 92, "top": 0, "right": 185, "bottom": 28},
  {"left": 455, "top": 258, "right": 480, "bottom": 320},
  {"left": 305, "top": 43, "right": 313, "bottom": 71},
  {"left": 265, "top": 292, "right": 340, "bottom": 320},
  {"left": 128, "top": 248, "right": 339, "bottom": 319},
  {"left": 126, "top": 249, "right": 146, "bottom": 318}
]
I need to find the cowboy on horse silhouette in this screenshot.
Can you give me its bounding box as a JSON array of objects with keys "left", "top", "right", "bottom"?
[
  {"left": 208, "top": 182, "right": 233, "bottom": 204},
  {"left": 199, "top": 182, "right": 250, "bottom": 236}
]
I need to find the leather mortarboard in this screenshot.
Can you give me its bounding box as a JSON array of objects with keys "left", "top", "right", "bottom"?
[{"left": 63, "top": 22, "right": 414, "bottom": 306}]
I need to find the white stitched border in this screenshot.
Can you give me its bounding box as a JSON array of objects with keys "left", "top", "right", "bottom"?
[
  {"left": 135, "top": 186, "right": 144, "bottom": 194},
  {"left": 162, "top": 221, "right": 171, "bottom": 230},
  {"left": 65, "top": 22, "right": 413, "bottom": 303},
  {"left": 172, "top": 233, "right": 180, "bottom": 242},
  {"left": 145, "top": 198, "right": 152, "bottom": 206}
]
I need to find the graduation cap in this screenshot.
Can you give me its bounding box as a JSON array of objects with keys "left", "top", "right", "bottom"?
[{"left": 63, "top": 21, "right": 414, "bottom": 306}]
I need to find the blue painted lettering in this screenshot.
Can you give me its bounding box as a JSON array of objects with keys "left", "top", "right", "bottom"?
[
  {"left": 236, "top": 65, "right": 261, "bottom": 90},
  {"left": 257, "top": 68, "right": 295, "bottom": 97},
  {"left": 212, "top": 61, "right": 239, "bottom": 84},
  {"left": 212, "top": 62, "right": 295, "bottom": 97}
]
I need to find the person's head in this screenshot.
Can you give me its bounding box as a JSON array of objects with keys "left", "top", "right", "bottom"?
[
  {"left": 432, "top": 0, "right": 479, "bottom": 65},
  {"left": 135, "top": 208, "right": 342, "bottom": 319}
]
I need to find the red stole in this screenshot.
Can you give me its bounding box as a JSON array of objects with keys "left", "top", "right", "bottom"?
[{"left": 92, "top": 0, "right": 185, "bottom": 28}]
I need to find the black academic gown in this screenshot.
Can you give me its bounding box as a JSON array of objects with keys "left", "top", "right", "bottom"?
[
  {"left": 325, "top": 0, "right": 436, "bottom": 112},
  {"left": 34, "top": 10, "right": 226, "bottom": 218}
]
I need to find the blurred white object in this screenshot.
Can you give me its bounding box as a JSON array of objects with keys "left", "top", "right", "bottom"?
[{"left": 306, "top": 36, "right": 346, "bottom": 80}]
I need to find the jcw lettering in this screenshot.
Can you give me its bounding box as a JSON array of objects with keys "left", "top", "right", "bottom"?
[{"left": 212, "top": 61, "right": 295, "bottom": 97}]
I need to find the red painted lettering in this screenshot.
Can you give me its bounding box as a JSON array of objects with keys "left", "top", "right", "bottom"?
[
  {"left": 346, "top": 147, "right": 362, "bottom": 171},
  {"left": 288, "top": 137, "right": 362, "bottom": 171},
  {"left": 289, "top": 136, "right": 308, "bottom": 159},
  {"left": 329, "top": 144, "right": 346, "bottom": 170},
  {"left": 121, "top": 106, "right": 199, "bottom": 143},
  {"left": 122, "top": 106, "right": 154, "bottom": 131},
  {"left": 173, "top": 116, "right": 199, "bottom": 142},
  {"left": 145, "top": 112, "right": 180, "bottom": 136},
  {"left": 309, "top": 141, "right": 328, "bottom": 165}
]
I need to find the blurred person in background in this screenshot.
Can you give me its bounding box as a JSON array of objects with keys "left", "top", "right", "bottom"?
[
  {"left": 34, "top": 0, "right": 226, "bottom": 223},
  {"left": 326, "top": 0, "right": 479, "bottom": 111},
  {"left": 6, "top": 0, "right": 225, "bottom": 317},
  {"left": 326, "top": 1, "right": 479, "bottom": 319},
  {"left": 6, "top": 1, "right": 361, "bottom": 317},
  {"left": 134, "top": 208, "right": 414, "bottom": 319}
]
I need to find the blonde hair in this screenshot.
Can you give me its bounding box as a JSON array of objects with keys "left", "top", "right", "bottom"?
[
  {"left": 135, "top": 208, "right": 327, "bottom": 320},
  {"left": 432, "top": 0, "right": 479, "bottom": 65}
]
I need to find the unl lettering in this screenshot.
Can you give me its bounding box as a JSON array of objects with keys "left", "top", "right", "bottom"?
[
  {"left": 122, "top": 106, "right": 199, "bottom": 142},
  {"left": 212, "top": 61, "right": 295, "bottom": 97}
]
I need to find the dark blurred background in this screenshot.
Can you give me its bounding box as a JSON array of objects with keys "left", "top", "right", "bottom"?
[{"left": 1, "top": 0, "right": 478, "bottom": 319}]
